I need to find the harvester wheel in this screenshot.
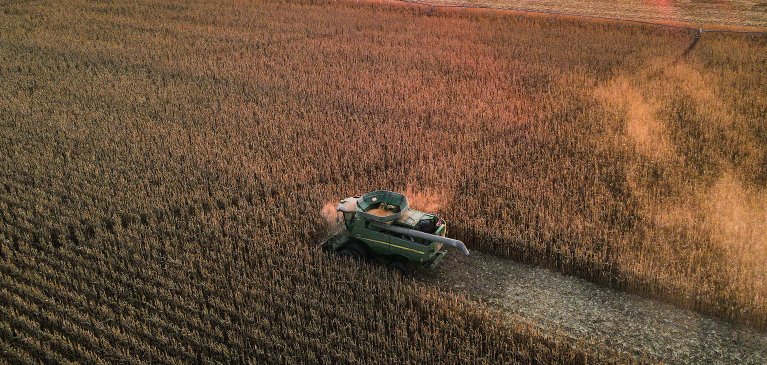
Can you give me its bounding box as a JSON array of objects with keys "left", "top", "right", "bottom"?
[
  {"left": 319, "top": 240, "right": 330, "bottom": 253},
  {"left": 389, "top": 261, "right": 410, "bottom": 278},
  {"left": 339, "top": 243, "right": 366, "bottom": 262}
]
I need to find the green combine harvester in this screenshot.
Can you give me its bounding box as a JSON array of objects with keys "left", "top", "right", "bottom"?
[{"left": 321, "top": 190, "right": 469, "bottom": 276}]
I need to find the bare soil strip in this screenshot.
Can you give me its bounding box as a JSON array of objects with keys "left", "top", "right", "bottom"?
[{"left": 413, "top": 250, "right": 767, "bottom": 365}]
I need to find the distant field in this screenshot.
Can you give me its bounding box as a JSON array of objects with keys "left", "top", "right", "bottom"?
[
  {"left": 418, "top": 0, "right": 767, "bottom": 28},
  {"left": 1, "top": 0, "right": 766, "bottom": 363}
]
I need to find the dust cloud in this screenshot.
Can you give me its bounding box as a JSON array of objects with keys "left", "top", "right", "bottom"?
[{"left": 321, "top": 202, "right": 342, "bottom": 229}]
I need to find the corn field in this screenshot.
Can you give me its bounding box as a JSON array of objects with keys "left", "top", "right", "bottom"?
[
  {"left": 412, "top": 0, "right": 767, "bottom": 28},
  {"left": 1, "top": 0, "right": 765, "bottom": 362}
]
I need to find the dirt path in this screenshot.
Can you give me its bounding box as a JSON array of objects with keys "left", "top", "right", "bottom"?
[{"left": 412, "top": 250, "right": 767, "bottom": 365}]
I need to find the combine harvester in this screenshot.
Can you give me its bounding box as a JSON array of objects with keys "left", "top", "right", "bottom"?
[{"left": 322, "top": 190, "right": 469, "bottom": 276}]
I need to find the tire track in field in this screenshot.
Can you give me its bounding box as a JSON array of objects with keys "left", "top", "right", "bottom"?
[{"left": 412, "top": 250, "right": 767, "bottom": 365}]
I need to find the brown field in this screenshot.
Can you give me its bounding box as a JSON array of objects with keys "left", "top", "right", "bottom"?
[
  {"left": 1, "top": 0, "right": 766, "bottom": 362},
  {"left": 419, "top": 0, "right": 767, "bottom": 28}
]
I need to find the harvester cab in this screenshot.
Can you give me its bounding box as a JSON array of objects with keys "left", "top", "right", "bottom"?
[{"left": 322, "top": 190, "right": 469, "bottom": 276}]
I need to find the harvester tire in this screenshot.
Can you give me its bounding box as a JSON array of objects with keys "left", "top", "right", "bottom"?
[
  {"left": 339, "top": 243, "right": 366, "bottom": 262},
  {"left": 390, "top": 261, "right": 410, "bottom": 277}
]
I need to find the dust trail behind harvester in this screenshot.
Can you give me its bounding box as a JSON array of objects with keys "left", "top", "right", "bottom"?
[
  {"left": 321, "top": 201, "right": 343, "bottom": 233},
  {"left": 402, "top": 186, "right": 450, "bottom": 213}
]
